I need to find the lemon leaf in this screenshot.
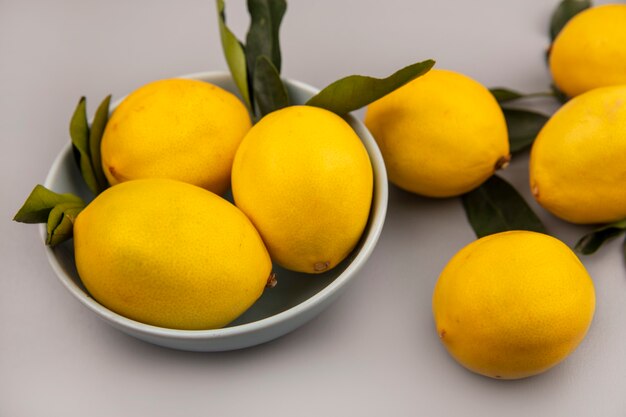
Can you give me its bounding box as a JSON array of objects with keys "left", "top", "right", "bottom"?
[
  {"left": 550, "top": 0, "right": 591, "bottom": 41},
  {"left": 70, "top": 96, "right": 112, "bottom": 195},
  {"left": 216, "top": 0, "right": 251, "bottom": 110},
  {"left": 13, "top": 184, "right": 85, "bottom": 224},
  {"left": 462, "top": 175, "right": 546, "bottom": 239},
  {"left": 70, "top": 97, "right": 100, "bottom": 195},
  {"left": 490, "top": 88, "right": 556, "bottom": 103},
  {"left": 575, "top": 218, "right": 626, "bottom": 255},
  {"left": 89, "top": 95, "right": 111, "bottom": 193},
  {"left": 252, "top": 55, "right": 289, "bottom": 118},
  {"left": 488, "top": 88, "right": 552, "bottom": 152},
  {"left": 245, "top": 0, "right": 287, "bottom": 117},
  {"left": 46, "top": 202, "right": 85, "bottom": 246},
  {"left": 70, "top": 97, "right": 88, "bottom": 164},
  {"left": 550, "top": 83, "right": 569, "bottom": 103},
  {"left": 306, "top": 59, "right": 435, "bottom": 115},
  {"left": 502, "top": 108, "right": 549, "bottom": 153},
  {"left": 14, "top": 185, "right": 86, "bottom": 246},
  {"left": 246, "top": 0, "right": 286, "bottom": 75},
  {"left": 490, "top": 88, "right": 525, "bottom": 103}
]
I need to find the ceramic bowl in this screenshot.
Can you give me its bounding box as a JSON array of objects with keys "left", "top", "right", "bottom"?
[{"left": 41, "top": 71, "right": 388, "bottom": 351}]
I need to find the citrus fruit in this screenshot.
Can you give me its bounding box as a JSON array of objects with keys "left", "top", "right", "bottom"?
[
  {"left": 364, "top": 68, "right": 509, "bottom": 197},
  {"left": 232, "top": 105, "right": 373, "bottom": 274},
  {"left": 529, "top": 85, "right": 626, "bottom": 224},
  {"left": 101, "top": 78, "right": 251, "bottom": 195},
  {"left": 549, "top": 4, "right": 626, "bottom": 98},
  {"left": 73, "top": 178, "right": 272, "bottom": 330},
  {"left": 432, "top": 231, "right": 595, "bottom": 379}
]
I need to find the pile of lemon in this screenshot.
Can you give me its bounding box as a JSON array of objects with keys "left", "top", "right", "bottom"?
[
  {"left": 366, "top": 3, "right": 624, "bottom": 379},
  {"left": 14, "top": 1, "right": 626, "bottom": 381},
  {"left": 72, "top": 78, "right": 373, "bottom": 331}
]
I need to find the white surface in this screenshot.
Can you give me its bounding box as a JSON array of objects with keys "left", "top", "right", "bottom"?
[{"left": 1, "top": 0, "right": 625, "bottom": 415}]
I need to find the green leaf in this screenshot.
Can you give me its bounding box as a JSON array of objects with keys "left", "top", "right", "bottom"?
[
  {"left": 70, "top": 97, "right": 88, "bottom": 166},
  {"left": 490, "top": 88, "right": 525, "bottom": 103},
  {"left": 89, "top": 95, "right": 111, "bottom": 192},
  {"left": 550, "top": 83, "right": 569, "bottom": 104},
  {"left": 46, "top": 202, "right": 85, "bottom": 246},
  {"left": 489, "top": 88, "right": 557, "bottom": 153},
  {"left": 490, "top": 87, "right": 557, "bottom": 103},
  {"left": 550, "top": 0, "right": 591, "bottom": 40},
  {"left": 502, "top": 108, "right": 549, "bottom": 153},
  {"left": 462, "top": 175, "right": 546, "bottom": 239},
  {"left": 70, "top": 97, "right": 99, "bottom": 195},
  {"left": 216, "top": 0, "right": 251, "bottom": 110},
  {"left": 252, "top": 55, "right": 290, "bottom": 118},
  {"left": 13, "top": 185, "right": 85, "bottom": 224},
  {"left": 13, "top": 185, "right": 85, "bottom": 246},
  {"left": 245, "top": 0, "right": 287, "bottom": 116},
  {"left": 575, "top": 218, "right": 626, "bottom": 255},
  {"left": 246, "top": 0, "right": 286, "bottom": 74},
  {"left": 306, "top": 59, "right": 435, "bottom": 115}
]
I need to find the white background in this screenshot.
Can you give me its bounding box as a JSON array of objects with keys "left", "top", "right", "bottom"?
[{"left": 1, "top": 0, "right": 625, "bottom": 415}]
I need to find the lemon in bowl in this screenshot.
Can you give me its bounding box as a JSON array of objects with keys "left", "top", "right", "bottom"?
[
  {"left": 232, "top": 105, "right": 373, "bottom": 274},
  {"left": 73, "top": 178, "right": 273, "bottom": 331},
  {"left": 100, "top": 78, "right": 252, "bottom": 196},
  {"left": 42, "top": 72, "right": 388, "bottom": 351}
]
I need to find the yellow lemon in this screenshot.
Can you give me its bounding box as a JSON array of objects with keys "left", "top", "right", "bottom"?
[
  {"left": 550, "top": 4, "right": 626, "bottom": 98},
  {"left": 232, "top": 105, "right": 373, "bottom": 274},
  {"left": 73, "top": 178, "right": 271, "bottom": 330},
  {"left": 101, "top": 78, "right": 251, "bottom": 195},
  {"left": 364, "top": 69, "right": 509, "bottom": 197},
  {"left": 432, "top": 231, "right": 595, "bottom": 380},
  {"left": 529, "top": 85, "right": 626, "bottom": 224}
]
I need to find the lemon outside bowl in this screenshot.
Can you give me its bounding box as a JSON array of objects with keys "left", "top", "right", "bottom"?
[{"left": 41, "top": 71, "right": 388, "bottom": 352}]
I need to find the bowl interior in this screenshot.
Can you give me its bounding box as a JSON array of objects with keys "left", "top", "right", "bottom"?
[{"left": 43, "top": 72, "right": 387, "bottom": 338}]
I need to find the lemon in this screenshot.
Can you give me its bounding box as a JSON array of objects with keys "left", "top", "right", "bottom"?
[
  {"left": 101, "top": 78, "right": 251, "bottom": 195},
  {"left": 364, "top": 69, "right": 509, "bottom": 197},
  {"left": 530, "top": 85, "right": 626, "bottom": 224},
  {"left": 549, "top": 4, "right": 626, "bottom": 98},
  {"left": 73, "top": 178, "right": 271, "bottom": 330},
  {"left": 432, "top": 231, "right": 595, "bottom": 380},
  {"left": 232, "top": 105, "right": 373, "bottom": 274}
]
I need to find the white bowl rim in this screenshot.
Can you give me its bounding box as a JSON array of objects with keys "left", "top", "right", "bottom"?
[{"left": 42, "top": 70, "right": 389, "bottom": 342}]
